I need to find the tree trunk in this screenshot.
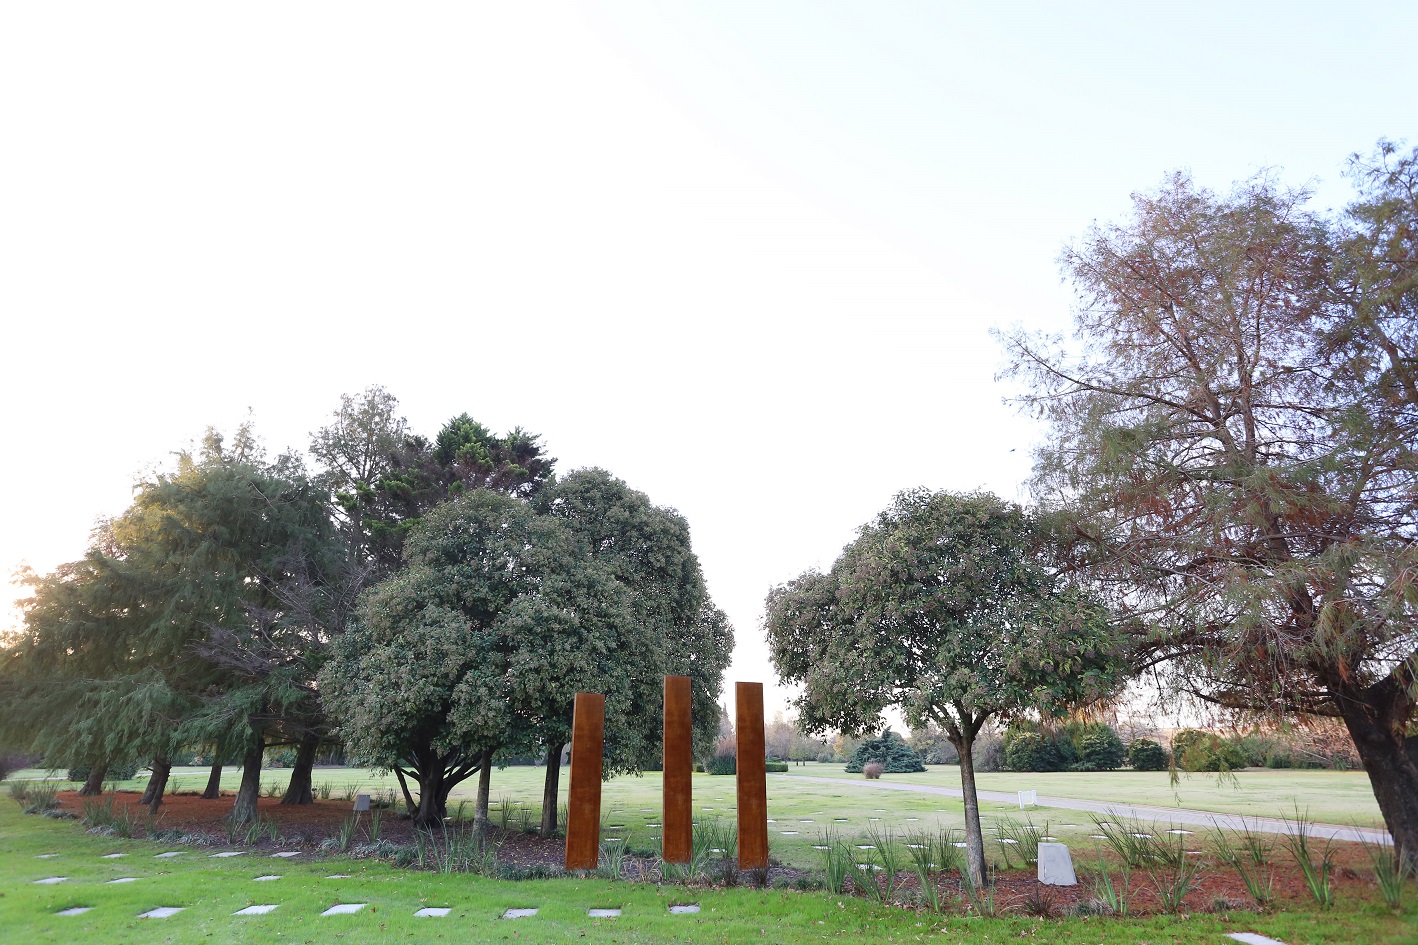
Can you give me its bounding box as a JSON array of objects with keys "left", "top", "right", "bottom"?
[
  {"left": 202, "top": 762, "right": 224, "bottom": 799},
  {"left": 540, "top": 740, "right": 564, "bottom": 838},
  {"left": 142, "top": 758, "right": 172, "bottom": 813},
  {"left": 78, "top": 764, "right": 108, "bottom": 796},
  {"left": 230, "top": 736, "right": 264, "bottom": 824},
  {"left": 412, "top": 760, "right": 446, "bottom": 829},
  {"left": 281, "top": 736, "right": 319, "bottom": 805},
  {"left": 394, "top": 767, "right": 418, "bottom": 816},
  {"left": 1338, "top": 695, "right": 1418, "bottom": 869},
  {"left": 955, "top": 733, "right": 988, "bottom": 888},
  {"left": 473, "top": 747, "right": 493, "bottom": 835}
]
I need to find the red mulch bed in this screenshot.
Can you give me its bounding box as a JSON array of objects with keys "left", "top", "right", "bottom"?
[{"left": 53, "top": 789, "right": 1388, "bottom": 916}]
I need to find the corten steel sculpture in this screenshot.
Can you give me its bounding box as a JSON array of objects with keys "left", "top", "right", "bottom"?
[
  {"left": 661, "top": 675, "right": 694, "bottom": 863},
  {"left": 735, "top": 681, "right": 769, "bottom": 869},
  {"left": 564, "top": 692, "right": 605, "bottom": 871}
]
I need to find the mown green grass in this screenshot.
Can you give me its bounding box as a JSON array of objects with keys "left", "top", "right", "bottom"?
[
  {"left": 9, "top": 762, "right": 1385, "bottom": 870},
  {"left": 3, "top": 801, "right": 1415, "bottom": 945}
]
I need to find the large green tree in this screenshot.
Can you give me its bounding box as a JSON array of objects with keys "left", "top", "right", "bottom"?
[
  {"left": 532, "top": 468, "right": 733, "bottom": 835},
  {"left": 766, "top": 490, "right": 1124, "bottom": 885},
  {"left": 1000, "top": 149, "right": 1418, "bottom": 863},
  {"left": 321, "top": 490, "right": 639, "bottom": 828}
]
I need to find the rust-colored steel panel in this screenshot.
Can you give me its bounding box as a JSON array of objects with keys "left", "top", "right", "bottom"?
[
  {"left": 662, "top": 675, "right": 693, "bottom": 863},
  {"left": 735, "top": 681, "right": 769, "bottom": 869},
  {"left": 564, "top": 692, "right": 605, "bottom": 871}
]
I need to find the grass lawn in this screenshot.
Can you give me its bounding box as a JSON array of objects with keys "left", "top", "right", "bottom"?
[
  {"left": 3, "top": 799, "right": 1415, "bottom": 945},
  {"left": 10, "top": 762, "right": 1387, "bottom": 871}
]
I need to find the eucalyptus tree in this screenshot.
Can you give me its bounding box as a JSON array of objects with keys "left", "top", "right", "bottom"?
[
  {"left": 1000, "top": 150, "right": 1418, "bottom": 863},
  {"left": 766, "top": 490, "right": 1125, "bottom": 885}
]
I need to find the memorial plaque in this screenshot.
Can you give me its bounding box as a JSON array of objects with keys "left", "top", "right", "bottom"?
[
  {"left": 662, "top": 675, "right": 693, "bottom": 863},
  {"left": 564, "top": 691, "right": 605, "bottom": 870},
  {"left": 735, "top": 681, "right": 769, "bottom": 869}
]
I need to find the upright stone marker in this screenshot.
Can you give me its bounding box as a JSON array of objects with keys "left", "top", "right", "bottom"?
[
  {"left": 735, "top": 681, "right": 769, "bottom": 870},
  {"left": 662, "top": 675, "right": 694, "bottom": 863},
  {"left": 564, "top": 691, "right": 605, "bottom": 870}
]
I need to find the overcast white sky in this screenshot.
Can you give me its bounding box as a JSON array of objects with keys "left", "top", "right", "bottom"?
[{"left": 2, "top": 2, "right": 1413, "bottom": 723}]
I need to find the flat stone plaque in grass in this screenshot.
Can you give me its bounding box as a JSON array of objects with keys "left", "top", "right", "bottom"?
[
  {"left": 234, "top": 905, "right": 278, "bottom": 915},
  {"left": 1227, "top": 935, "right": 1290, "bottom": 945},
  {"left": 326, "top": 874, "right": 352, "bottom": 879},
  {"left": 502, "top": 908, "right": 538, "bottom": 918},
  {"left": 414, "top": 908, "right": 451, "bottom": 917},
  {"left": 154, "top": 852, "right": 183, "bottom": 859},
  {"left": 139, "top": 907, "right": 184, "bottom": 919},
  {"left": 211, "top": 851, "right": 245, "bottom": 857},
  {"left": 780, "top": 831, "right": 799, "bottom": 835},
  {"left": 668, "top": 904, "right": 700, "bottom": 914},
  {"left": 253, "top": 875, "right": 282, "bottom": 882},
  {"left": 106, "top": 878, "right": 138, "bottom": 884},
  {"left": 588, "top": 908, "right": 621, "bottom": 917},
  {"left": 100, "top": 853, "right": 128, "bottom": 858},
  {"left": 36, "top": 853, "right": 60, "bottom": 859},
  {"left": 271, "top": 851, "right": 301, "bottom": 858},
  {"left": 33, "top": 877, "right": 67, "bottom": 884},
  {"left": 56, "top": 907, "right": 92, "bottom": 916},
  {"left": 321, "top": 903, "right": 366, "bottom": 916}
]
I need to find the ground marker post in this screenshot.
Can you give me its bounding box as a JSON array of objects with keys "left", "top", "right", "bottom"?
[
  {"left": 735, "top": 681, "right": 769, "bottom": 870},
  {"left": 564, "top": 692, "right": 605, "bottom": 871},
  {"left": 662, "top": 675, "right": 693, "bottom": 863}
]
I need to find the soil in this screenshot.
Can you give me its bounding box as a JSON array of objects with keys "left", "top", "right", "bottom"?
[{"left": 53, "top": 789, "right": 1389, "bottom": 918}]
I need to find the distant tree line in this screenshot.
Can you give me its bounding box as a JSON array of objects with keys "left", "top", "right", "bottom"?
[{"left": 0, "top": 388, "right": 732, "bottom": 833}]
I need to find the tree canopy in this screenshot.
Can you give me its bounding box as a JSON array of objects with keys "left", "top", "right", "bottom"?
[
  {"left": 999, "top": 143, "right": 1418, "bottom": 864},
  {"left": 766, "top": 489, "right": 1125, "bottom": 883}
]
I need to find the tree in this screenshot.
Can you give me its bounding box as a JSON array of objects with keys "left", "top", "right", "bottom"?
[
  {"left": 321, "top": 489, "right": 647, "bottom": 828},
  {"left": 532, "top": 469, "right": 732, "bottom": 835},
  {"left": 844, "top": 729, "right": 924, "bottom": 773},
  {"left": 356, "top": 414, "right": 555, "bottom": 575},
  {"left": 766, "top": 489, "right": 1125, "bottom": 884},
  {"left": 1000, "top": 152, "right": 1418, "bottom": 864},
  {"left": 1127, "top": 738, "right": 1169, "bottom": 771}
]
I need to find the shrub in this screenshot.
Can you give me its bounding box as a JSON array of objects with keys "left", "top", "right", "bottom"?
[
  {"left": 764, "top": 761, "right": 788, "bottom": 773},
  {"left": 706, "top": 752, "right": 736, "bottom": 776},
  {"left": 863, "top": 762, "right": 884, "bottom": 779},
  {"left": 816, "top": 751, "right": 834, "bottom": 764},
  {"left": 1075, "top": 726, "right": 1126, "bottom": 771},
  {"left": 1005, "top": 732, "right": 1071, "bottom": 772},
  {"left": 844, "top": 729, "right": 925, "bottom": 773},
  {"left": 972, "top": 733, "right": 1005, "bottom": 772},
  {"left": 1127, "top": 738, "right": 1169, "bottom": 771},
  {"left": 0, "top": 754, "right": 26, "bottom": 782},
  {"left": 1172, "top": 730, "right": 1248, "bottom": 772}
]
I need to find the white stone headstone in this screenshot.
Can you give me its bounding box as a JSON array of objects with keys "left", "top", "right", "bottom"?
[
  {"left": 588, "top": 908, "right": 622, "bottom": 917},
  {"left": 668, "top": 904, "right": 700, "bottom": 914},
  {"left": 139, "top": 907, "right": 184, "bottom": 919},
  {"left": 415, "top": 907, "right": 451, "bottom": 917},
  {"left": 1037, "top": 842, "right": 1076, "bottom": 886},
  {"left": 353, "top": 793, "right": 371, "bottom": 811},
  {"left": 234, "top": 905, "right": 278, "bottom": 915},
  {"left": 32, "top": 877, "right": 68, "bottom": 884},
  {"left": 502, "top": 908, "right": 538, "bottom": 918},
  {"left": 1226, "top": 935, "right": 1290, "bottom": 945},
  {"left": 1018, "top": 789, "right": 1038, "bottom": 808},
  {"left": 106, "top": 877, "right": 138, "bottom": 884},
  {"left": 57, "top": 907, "right": 92, "bottom": 916}
]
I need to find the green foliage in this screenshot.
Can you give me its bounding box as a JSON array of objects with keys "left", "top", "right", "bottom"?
[
  {"left": 1076, "top": 725, "right": 1126, "bottom": 771},
  {"left": 844, "top": 729, "right": 925, "bottom": 773},
  {"left": 67, "top": 762, "right": 138, "bottom": 783},
  {"left": 1003, "top": 731, "right": 1072, "bottom": 772},
  {"left": 767, "top": 489, "right": 1126, "bottom": 885},
  {"left": 1172, "top": 730, "right": 1248, "bottom": 772},
  {"left": 764, "top": 761, "right": 788, "bottom": 773},
  {"left": 705, "top": 751, "right": 736, "bottom": 776},
  {"left": 1127, "top": 737, "right": 1170, "bottom": 771}
]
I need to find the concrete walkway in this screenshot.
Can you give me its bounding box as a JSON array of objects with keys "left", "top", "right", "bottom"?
[{"left": 775, "top": 774, "right": 1389, "bottom": 845}]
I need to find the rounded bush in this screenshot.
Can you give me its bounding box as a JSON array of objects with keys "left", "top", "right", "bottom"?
[
  {"left": 844, "top": 729, "right": 925, "bottom": 773},
  {"left": 1076, "top": 726, "right": 1126, "bottom": 771},
  {"left": 1127, "top": 738, "right": 1169, "bottom": 771},
  {"left": 1004, "top": 732, "right": 1068, "bottom": 772},
  {"left": 863, "top": 762, "right": 884, "bottom": 780}
]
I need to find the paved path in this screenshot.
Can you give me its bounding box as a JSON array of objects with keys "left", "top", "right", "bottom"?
[{"left": 775, "top": 774, "right": 1389, "bottom": 845}]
